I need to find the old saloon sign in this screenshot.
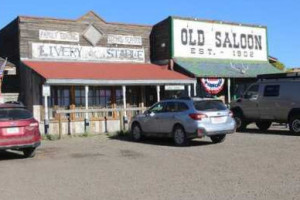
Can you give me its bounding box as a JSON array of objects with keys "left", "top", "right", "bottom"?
[{"left": 173, "top": 19, "right": 268, "bottom": 61}]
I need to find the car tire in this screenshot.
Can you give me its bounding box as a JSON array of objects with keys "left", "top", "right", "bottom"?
[
  {"left": 289, "top": 115, "right": 300, "bottom": 134},
  {"left": 23, "top": 148, "right": 36, "bottom": 158},
  {"left": 210, "top": 134, "right": 226, "bottom": 143},
  {"left": 256, "top": 122, "right": 272, "bottom": 131},
  {"left": 233, "top": 111, "right": 247, "bottom": 132},
  {"left": 173, "top": 125, "right": 189, "bottom": 146},
  {"left": 131, "top": 123, "right": 143, "bottom": 142}
]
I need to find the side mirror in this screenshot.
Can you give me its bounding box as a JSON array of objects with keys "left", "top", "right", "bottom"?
[{"left": 144, "top": 110, "right": 150, "bottom": 115}]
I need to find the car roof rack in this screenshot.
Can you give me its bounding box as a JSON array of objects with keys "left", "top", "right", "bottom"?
[{"left": 257, "top": 72, "right": 300, "bottom": 80}]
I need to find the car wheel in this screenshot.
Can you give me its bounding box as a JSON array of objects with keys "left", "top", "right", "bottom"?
[
  {"left": 23, "top": 148, "right": 36, "bottom": 158},
  {"left": 256, "top": 122, "right": 272, "bottom": 131},
  {"left": 289, "top": 115, "right": 300, "bottom": 134},
  {"left": 233, "top": 111, "right": 247, "bottom": 132},
  {"left": 131, "top": 123, "right": 143, "bottom": 142},
  {"left": 173, "top": 125, "right": 189, "bottom": 146},
  {"left": 210, "top": 134, "right": 226, "bottom": 143}
]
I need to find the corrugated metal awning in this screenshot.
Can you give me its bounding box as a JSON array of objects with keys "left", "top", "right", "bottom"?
[{"left": 174, "top": 58, "right": 282, "bottom": 78}]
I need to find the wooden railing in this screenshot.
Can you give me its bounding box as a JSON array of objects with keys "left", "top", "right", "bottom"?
[{"left": 55, "top": 107, "right": 147, "bottom": 138}]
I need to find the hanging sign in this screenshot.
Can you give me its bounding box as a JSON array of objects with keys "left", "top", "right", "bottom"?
[
  {"left": 164, "top": 85, "right": 185, "bottom": 90},
  {"left": 42, "top": 85, "right": 51, "bottom": 97},
  {"left": 201, "top": 78, "right": 225, "bottom": 94}
]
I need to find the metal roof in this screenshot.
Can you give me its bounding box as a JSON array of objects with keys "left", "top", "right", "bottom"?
[{"left": 174, "top": 58, "right": 282, "bottom": 78}]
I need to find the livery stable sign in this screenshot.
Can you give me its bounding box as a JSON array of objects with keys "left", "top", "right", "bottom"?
[
  {"left": 173, "top": 19, "right": 268, "bottom": 61},
  {"left": 32, "top": 43, "right": 145, "bottom": 63}
]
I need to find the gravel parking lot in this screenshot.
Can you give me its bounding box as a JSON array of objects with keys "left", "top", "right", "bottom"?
[{"left": 0, "top": 125, "right": 299, "bottom": 200}]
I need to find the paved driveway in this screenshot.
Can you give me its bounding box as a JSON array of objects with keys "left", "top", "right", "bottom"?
[{"left": 0, "top": 125, "right": 299, "bottom": 200}]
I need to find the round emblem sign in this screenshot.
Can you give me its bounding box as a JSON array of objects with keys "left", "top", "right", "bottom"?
[{"left": 200, "top": 78, "right": 225, "bottom": 95}]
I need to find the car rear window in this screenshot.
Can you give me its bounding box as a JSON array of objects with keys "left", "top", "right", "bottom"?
[
  {"left": 193, "top": 100, "right": 227, "bottom": 111},
  {"left": 0, "top": 108, "right": 33, "bottom": 121}
]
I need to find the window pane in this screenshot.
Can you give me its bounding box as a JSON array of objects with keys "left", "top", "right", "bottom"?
[
  {"left": 264, "top": 85, "right": 280, "bottom": 97},
  {"left": 194, "top": 100, "right": 227, "bottom": 111}
]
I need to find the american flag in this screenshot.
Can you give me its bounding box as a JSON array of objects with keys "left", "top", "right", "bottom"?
[{"left": 0, "top": 58, "right": 7, "bottom": 78}]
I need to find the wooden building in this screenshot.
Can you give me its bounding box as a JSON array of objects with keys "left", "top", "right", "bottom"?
[{"left": 0, "top": 12, "right": 195, "bottom": 134}]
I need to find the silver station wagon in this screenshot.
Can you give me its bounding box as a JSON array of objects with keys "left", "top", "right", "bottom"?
[{"left": 130, "top": 98, "right": 236, "bottom": 146}]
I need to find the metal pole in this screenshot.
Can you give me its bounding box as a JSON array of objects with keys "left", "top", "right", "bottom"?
[
  {"left": 85, "top": 85, "right": 89, "bottom": 131},
  {"left": 122, "top": 85, "right": 127, "bottom": 128},
  {"left": 156, "top": 85, "right": 160, "bottom": 102},
  {"left": 44, "top": 95, "right": 49, "bottom": 134}
]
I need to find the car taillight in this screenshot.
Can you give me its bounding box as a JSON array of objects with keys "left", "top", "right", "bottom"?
[
  {"left": 26, "top": 122, "right": 39, "bottom": 131},
  {"left": 229, "top": 111, "right": 233, "bottom": 117},
  {"left": 189, "top": 113, "right": 207, "bottom": 120},
  {"left": 29, "top": 122, "right": 39, "bottom": 127}
]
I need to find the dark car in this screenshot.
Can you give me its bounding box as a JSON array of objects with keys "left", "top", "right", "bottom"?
[{"left": 0, "top": 104, "right": 41, "bottom": 158}]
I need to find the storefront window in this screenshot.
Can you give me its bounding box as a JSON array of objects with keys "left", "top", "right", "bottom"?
[
  {"left": 50, "top": 86, "right": 70, "bottom": 107},
  {"left": 89, "top": 87, "right": 112, "bottom": 108},
  {"left": 116, "top": 88, "right": 123, "bottom": 107},
  {"left": 126, "top": 86, "right": 139, "bottom": 107},
  {"left": 75, "top": 86, "right": 85, "bottom": 106}
]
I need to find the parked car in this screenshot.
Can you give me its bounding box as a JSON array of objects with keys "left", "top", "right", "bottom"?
[
  {"left": 230, "top": 72, "right": 300, "bottom": 133},
  {"left": 0, "top": 104, "right": 41, "bottom": 158},
  {"left": 130, "top": 97, "right": 236, "bottom": 146}
]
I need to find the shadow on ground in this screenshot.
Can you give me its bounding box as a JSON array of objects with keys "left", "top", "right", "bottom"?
[
  {"left": 0, "top": 150, "right": 24, "bottom": 161},
  {"left": 109, "top": 135, "right": 214, "bottom": 147},
  {"left": 239, "top": 126, "right": 299, "bottom": 137}
]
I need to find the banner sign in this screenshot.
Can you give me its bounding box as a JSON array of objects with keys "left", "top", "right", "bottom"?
[
  {"left": 173, "top": 19, "right": 268, "bottom": 61},
  {"left": 107, "top": 34, "right": 142, "bottom": 46},
  {"left": 201, "top": 78, "right": 225, "bottom": 94},
  {"left": 39, "top": 30, "right": 80, "bottom": 42},
  {"left": 32, "top": 43, "right": 145, "bottom": 63}
]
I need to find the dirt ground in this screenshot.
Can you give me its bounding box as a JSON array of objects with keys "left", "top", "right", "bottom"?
[{"left": 0, "top": 125, "right": 299, "bottom": 200}]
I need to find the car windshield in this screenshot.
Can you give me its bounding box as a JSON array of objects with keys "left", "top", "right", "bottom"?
[
  {"left": 0, "top": 108, "right": 33, "bottom": 121},
  {"left": 193, "top": 100, "right": 227, "bottom": 111}
]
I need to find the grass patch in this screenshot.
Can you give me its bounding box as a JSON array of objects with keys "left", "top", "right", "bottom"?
[{"left": 42, "top": 134, "right": 61, "bottom": 141}]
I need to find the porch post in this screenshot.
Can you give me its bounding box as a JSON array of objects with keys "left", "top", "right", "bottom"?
[
  {"left": 193, "top": 82, "right": 197, "bottom": 97},
  {"left": 42, "top": 85, "right": 50, "bottom": 134},
  {"left": 85, "top": 85, "right": 89, "bottom": 126},
  {"left": 156, "top": 85, "right": 160, "bottom": 102},
  {"left": 188, "top": 85, "right": 191, "bottom": 97},
  {"left": 122, "top": 85, "right": 127, "bottom": 117},
  {"left": 227, "top": 78, "right": 231, "bottom": 104}
]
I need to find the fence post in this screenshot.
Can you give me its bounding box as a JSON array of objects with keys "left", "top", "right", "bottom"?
[
  {"left": 119, "top": 110, "right": 124, "bottom": 131},
  {"left": 58, "top": 113, "right": 62, "bottom": 139}
]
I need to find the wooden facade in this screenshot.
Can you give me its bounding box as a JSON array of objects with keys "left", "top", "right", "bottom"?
[{"left": 0, "top": 11, "right": 153, "bottom": 110}]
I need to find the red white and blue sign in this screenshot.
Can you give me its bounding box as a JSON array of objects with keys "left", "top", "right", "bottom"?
[{"left": 200, "top": 78, "right": 225, "bottom": 95}]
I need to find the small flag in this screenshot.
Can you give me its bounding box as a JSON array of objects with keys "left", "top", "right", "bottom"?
[{"left": 0, "top": 58, "right": 7, "bottom": 78}]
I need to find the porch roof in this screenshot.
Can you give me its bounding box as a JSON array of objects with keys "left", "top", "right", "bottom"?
[
  {"left": 174, "top": 58, "right": 282, "bottom": 78},
  {"left": 23, "top": 60, "right": 196, "bottom": 85}
]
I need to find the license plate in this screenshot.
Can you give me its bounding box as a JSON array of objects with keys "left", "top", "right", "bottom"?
[
  {"left": 4, "top": 127, "right": 20, "bottom": 135},
  {"left": 211, "top": 116, "right": 227, "bottom": 124}
]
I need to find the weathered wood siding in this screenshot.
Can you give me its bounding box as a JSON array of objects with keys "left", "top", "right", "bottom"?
[
  {"left": 150, "top": 17, "right": 171, "bottom": 62},
  {"left": 19, "top": 12, "right": 152, "bottom": 62}
]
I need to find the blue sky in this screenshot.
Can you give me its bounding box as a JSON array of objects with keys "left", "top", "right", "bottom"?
[{"left": 1, "top": 0, "right": 299, "bottom": 68}]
